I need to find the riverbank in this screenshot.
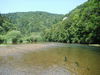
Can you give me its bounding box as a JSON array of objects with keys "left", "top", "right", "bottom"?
[
  {"left": 0, "top": 43, "right": 100, "bottom": 56},
  {"left": 0, "top": 43, "right": 63, "bottom": 56}
]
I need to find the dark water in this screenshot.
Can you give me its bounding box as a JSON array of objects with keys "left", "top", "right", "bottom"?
[{"left": 0, "top": 43, "right": 100, "bottom": 75}]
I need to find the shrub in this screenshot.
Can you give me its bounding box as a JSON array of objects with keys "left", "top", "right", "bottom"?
[{"left": 6, "top": 30, "right": 22, "bottom": 44}]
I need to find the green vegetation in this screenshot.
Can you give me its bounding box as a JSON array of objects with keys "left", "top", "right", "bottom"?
[
  {"left": 0, "top": 0, "right": 100, "bottom": 44},
  {"left": 2, "top": 11, "right": 63, "bottom": 34},
  {"left": 5, "top": 30, "right": 22, "bottom": 44},
  {"left": 0, "top": 14, "right": 16, "bottom": 44},
  {"left": 43, "top": 0, "right": 100, "bottom": 44},
  {"left": 0, "top": 12, "right": 63, "bottom": 44}
]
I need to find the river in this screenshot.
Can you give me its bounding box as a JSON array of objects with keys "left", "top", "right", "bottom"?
[{"left": 0, "top": 43, "right": 100, "bottom": 75}]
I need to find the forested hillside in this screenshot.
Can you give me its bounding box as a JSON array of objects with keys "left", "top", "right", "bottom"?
[
  {"left": 3, "top": 11, "right": 63, "bottom": 34},
  {"left": 43, "top": 0, "right": 100, "bottom": 44},
  {"left": 0, "top": 12, "right": 63, "bottom": 44}
]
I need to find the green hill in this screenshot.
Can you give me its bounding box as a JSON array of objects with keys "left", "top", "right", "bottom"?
[
  {"left": 43, "top": 0, "right": 100, "bottom": 44},
  {"left": 0, "top": 11, "right": 63, "bottom": 43},
  {"left": 2, "top": 11, "right": 63, "bottom": 34}
]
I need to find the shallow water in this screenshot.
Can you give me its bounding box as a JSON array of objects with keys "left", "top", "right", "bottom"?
[{"left": 0, "top": 43, "right": 100, "bottom": 75}]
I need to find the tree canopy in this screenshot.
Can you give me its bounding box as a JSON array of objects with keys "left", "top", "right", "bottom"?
[
  {"left": 43, "top": 0, "right": 100, "bottom": 44},
  {"left": 0, "top": 12, "right": 63, "bottom": 44}
]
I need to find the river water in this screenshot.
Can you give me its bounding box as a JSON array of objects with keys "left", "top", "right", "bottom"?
[{"left": 0, "top": 43, "right": 100, "bottom": 75}]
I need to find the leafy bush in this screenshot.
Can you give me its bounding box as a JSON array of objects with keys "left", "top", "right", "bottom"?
[
  {"left": 5, "top": 30, "right": 22, "bottom": 44},
  {"left": 24, "top": 32, "right": 43, "bottom": 43}
]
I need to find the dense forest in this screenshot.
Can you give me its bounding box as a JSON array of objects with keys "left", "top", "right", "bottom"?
[
  {"left": 2, "top": 12, "right": 63, "bottom": 34},
  {"left": 0, "top": 0, "right": 100, "bottom": 44},
  {"left": 0, "top": 12, "right": 63, "bottom": 44},
  {"left": 43, "top": 0, "right": 100, "bottom": 44}
]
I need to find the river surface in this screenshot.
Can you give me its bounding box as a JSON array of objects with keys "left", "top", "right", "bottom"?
[{"left": 0, "top": 43, "right": 100, "bottom": 75}]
